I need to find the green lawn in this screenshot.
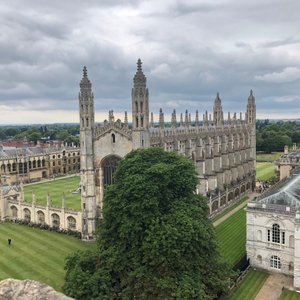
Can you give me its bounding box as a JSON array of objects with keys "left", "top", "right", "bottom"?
[
  {"left": 226, "top": 269, "right": 269, "bottom": 300},
  {"left": 216, "top": 207, "right": 246, "bottom": 267},
  {"left": 279, "top": 288, "right": 300, "bottom": 300},
  {"left": 256, "top": 152, "right": 282, "bottom": 162},
  {"left": 24, "top": 176, "right": 81, "bottom": 210},
  {"left": 0, "top": 223, "right": 95, "bottom": 291},
  {"left": 256, "top": 162, "right": 276, "bottom": 181},
  {"left": 212, "top": 197, "right": 248, "bottom": 222}
]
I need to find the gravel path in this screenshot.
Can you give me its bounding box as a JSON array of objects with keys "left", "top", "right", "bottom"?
[{"left": 255, "top": 273, "right": 294, "bottom": 300}]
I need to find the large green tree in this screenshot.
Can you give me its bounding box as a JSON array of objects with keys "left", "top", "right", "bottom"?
[{"left": 64, "top": 148, "right": 230, "bottom": 299}]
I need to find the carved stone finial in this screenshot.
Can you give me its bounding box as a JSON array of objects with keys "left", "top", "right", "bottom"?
[
  {"left": 133, "top": 59, "right": 146, "bottom": 87},
  {"left": 137, "top": 58, "right": 142, "bottom": 72},
  {"left": 83, "top": 66, "right": 88, "bottom": 78},
  {"left": 248, "top": 89, "right": 255, "bottom": 103},
  {"left": 150, "top": 112, "right": 154, "bottom": 127},
  {"left": 62, "top": 193, "right": 65, "bottom": 209},
  {"left": 159, "top": 108, "right": 164, "bottom": 129},
  {"left": 171, "top": 109, "right": 177, "bottom": 128},
  {"left": 195, "top": 110, "right": 199, "bottom": 126},
  {"left": 124, "top": 111, "right": 128, "bottom": 126},
  {"left": 80, "top": 66, "right": 91, "bottom": 89},
  {"left": 109, "top": 110, "right": 115, "bottom": 124},
  {"left": 180, "top": 113, "right": 184, "bottom": 127}
]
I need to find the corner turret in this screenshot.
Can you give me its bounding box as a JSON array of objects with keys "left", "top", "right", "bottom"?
[{"left": 132, "top": 59, "right": 150, "bottom": 149}]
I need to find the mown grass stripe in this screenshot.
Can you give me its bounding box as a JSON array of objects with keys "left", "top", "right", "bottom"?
[
  {"left": 216, "top": 208, "right": 246, "bottom": 266},
  {"left": 0, "top": 223, "right": 94, "bottom": 291},
  {"left": 0, "top": 225, "right": 81, "bottom": 256},
  {"left": 226, "top": 269, "right": 269, "bottom": 300},
  {"left": 0, "top": 227, "right": 66, "bottom": 276}
]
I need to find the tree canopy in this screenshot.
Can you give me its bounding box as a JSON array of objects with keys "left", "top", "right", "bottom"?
[{"left": 64, "top": 148, "right": 230, "bottom": 299}]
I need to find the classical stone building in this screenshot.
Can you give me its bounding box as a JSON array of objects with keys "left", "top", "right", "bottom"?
[
  {"left": 0, "top": 146, "right": 80, "bottom": 184},
  {"left": 79, "top": 60, "right": 256, "bottom": 238},
  {"left": 276, "top": 145, "right": 300, "bottom": 180},
  {"left": 247, "top": 167, "right": 300, "bottom": 289}
]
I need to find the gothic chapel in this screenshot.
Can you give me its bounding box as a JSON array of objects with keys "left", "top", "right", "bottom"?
[{"left": 79, "top": 59, "right": 256, "bottom": 239}]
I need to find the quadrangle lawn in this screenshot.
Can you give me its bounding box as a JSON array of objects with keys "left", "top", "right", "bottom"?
[
  {"left": 256, "top": 162, "right": 276, "bottom": 181},
  {"left": 256, "top": 152, "right": 282, "bottom": 162},
  {"left": 24, "top": 176, "right": 81, "bottom": 210},
  {"left": 0, "top": 223, "right": 95, "bottom": 291},
  {"left": 216, "top": 207, "right": 246, "bottom": 267}
]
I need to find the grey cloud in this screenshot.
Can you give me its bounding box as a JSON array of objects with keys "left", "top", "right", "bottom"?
[{"left": 0, "top": 0, "right": 299, "bottom": 123}]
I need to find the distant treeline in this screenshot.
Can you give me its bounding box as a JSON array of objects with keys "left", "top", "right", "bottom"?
[
  {"left": 1, "top": 120, "right": 299, "bottom": 153},
  {"left": 0, "top": 124, "right": 79, "bottom": 146},
  {"left": 256, "top": 120, "right": 300, "bottom": 153}
]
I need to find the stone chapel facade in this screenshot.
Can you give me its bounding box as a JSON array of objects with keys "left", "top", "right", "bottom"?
[{"left": 79, "top": 60, "right": 256, "bottom": 239}]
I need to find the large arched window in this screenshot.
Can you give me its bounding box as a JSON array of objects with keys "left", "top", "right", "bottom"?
[
  {"left": 267, "top": 223, "right": 285, "bottom": 244},
  {"left": 270, "top": 255, "right": 281, "bottom": 269},
  {"left": 102, "top": 156, "right": 121, "bottom": 186}
]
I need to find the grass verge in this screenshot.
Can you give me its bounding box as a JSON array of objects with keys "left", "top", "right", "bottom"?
[
  {"left": 226, "top": 269, "right": 269, "bottom": 300},
  {"left": 279, "top": 288, "right": 300, "bottom": 300}
]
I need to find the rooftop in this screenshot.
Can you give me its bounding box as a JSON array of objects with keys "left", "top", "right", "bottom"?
[{"left": 257, "top": 167, "right": 300, "bottom": 208}]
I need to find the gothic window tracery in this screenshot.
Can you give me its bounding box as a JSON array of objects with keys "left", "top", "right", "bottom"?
[{"left": 102, "top": 156, "right": 121, "bottom": 186}]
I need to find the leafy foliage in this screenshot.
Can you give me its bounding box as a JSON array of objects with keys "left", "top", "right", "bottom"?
[
  {"left": 64, "top": 148, "right": 231, "bottom": 299},
  {"left": 0, "top": 124, "right": 79, "bottom": 145},
  {"left": 256, "top": 120, "right": 299, "bottom": 153}
]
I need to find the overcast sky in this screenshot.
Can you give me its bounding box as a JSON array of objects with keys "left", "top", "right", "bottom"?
[{"left": 0, "top": 0, "right": 300, "bottom": 124}]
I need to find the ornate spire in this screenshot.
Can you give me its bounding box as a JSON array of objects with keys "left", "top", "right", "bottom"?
[
  {"left": 150, "top": 112, "right": 154, "bottom": 127},
  {"left": 171, "top": 109, "right": 177, "bottom": 128},
  {"left": 180, "top": 113, "right": 184, "bottom": 127},
  {"left": 248, "top": 89, "right": 255, "bottom": 103},
  {"left": 124, "top": 111, "right": 128, "bottom": 127},
  {"left": 159, "top": 108, "right": 164, "bottom": 129},
  {"left": 133, "top": 58, "right": 146, "bottom": 87},
  {"left": 80, "top": 66, "right": 91, "bottom": 89},
  {"left": 137, "top": 58, "right": 142, "bottom": 72},
  {"left": 108, "top": 110, "right": 115, "bottom": 124},
  {"left": 215, "top": 92, "right": 221, "bottom": 104},
  {"left": 195, "top": 110, "right": 199, "bottom": 127},
  {"left": 185, "top": 110, "right": 189, "bottom": 127}
]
